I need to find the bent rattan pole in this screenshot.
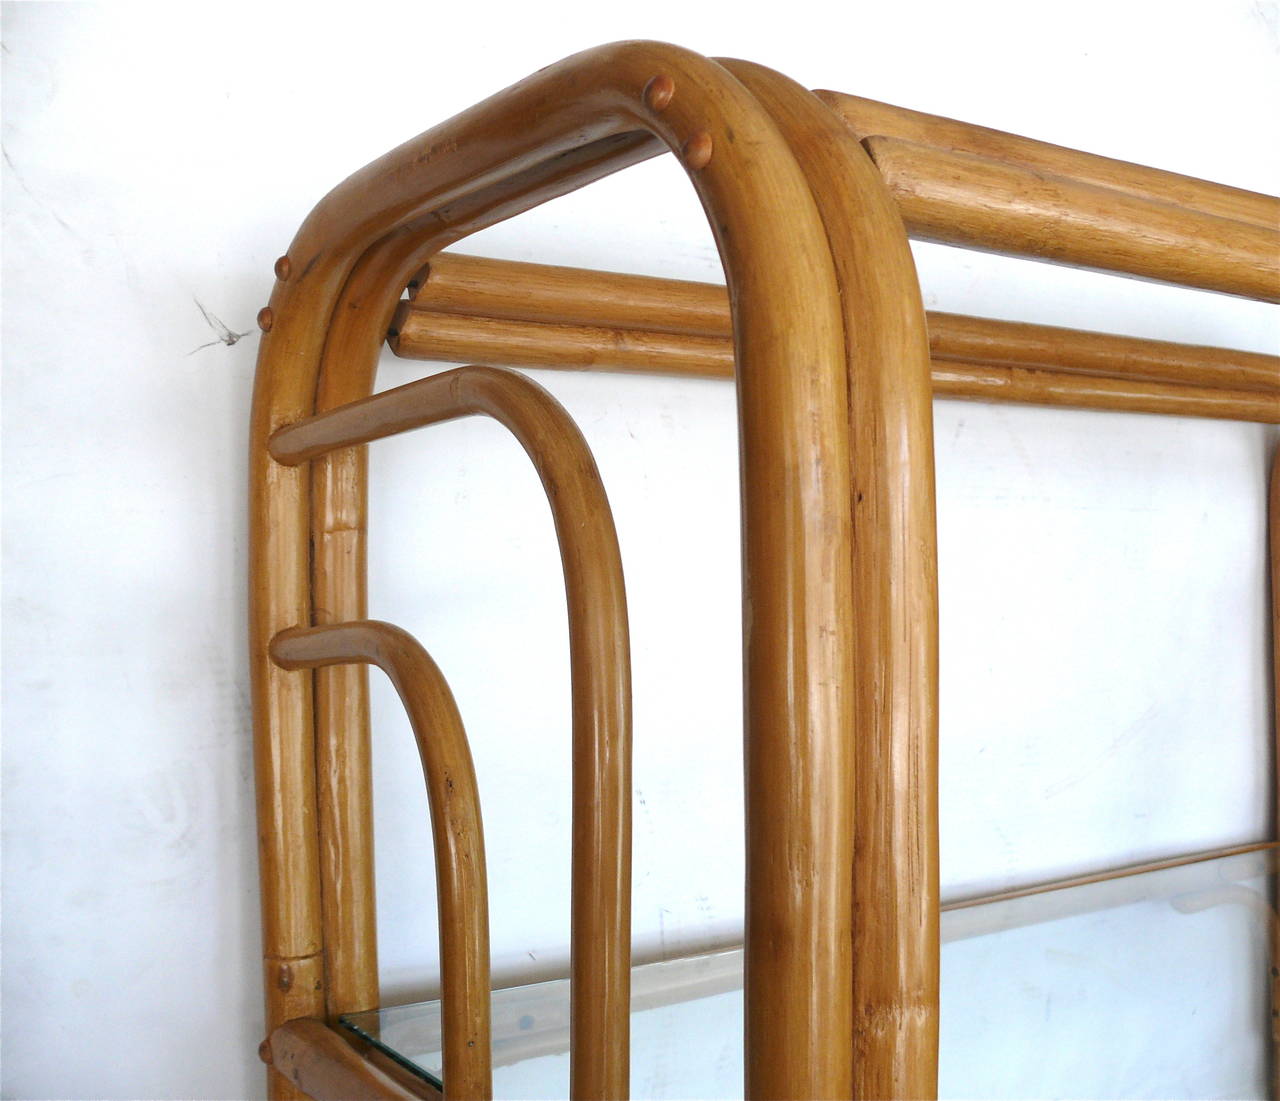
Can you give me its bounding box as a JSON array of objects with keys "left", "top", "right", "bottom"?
[
  {"left": 306, "top": 133, "right": 664, "bottom": 1031},
  {"left": 271, "top": 622, "right": 491, "bottom": 1101},
  {"left": 400, "top": 252, "right": 1280, "bottom": 393},
  {"left": 388, "top": 305, "right": 1280, "bottom": 424},
  {"left": 252, "top": 40, "right": 878, "bottom": 1100},
  {"left": 274, "top": 364, "right": 634, "bottom": 1101},
  {"left": 725, "top": 60, "right": 941, "bottom": 1098},
  {"left": 861, "top": 135, "right": 1280, "bottom": 302},
  {"left": 814, "top": 89, "right": 1280, "bottom": 232}
]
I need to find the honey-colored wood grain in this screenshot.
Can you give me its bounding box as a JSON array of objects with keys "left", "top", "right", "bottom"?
[
  {"left": 272, "top": 622, "right": 492, "bottom": 1101},
  {"left": 397, "top": 252, "right": 1279, "bottom": 404},
  {"left": 408, "top": 251, "right": 729, "bottom": 335},
  {"left": 264, "top": 1018, "right": 427, "bottom": 1101},
  {"left": 302, "top": 128, "right": 663, "bottom": 1030},
  {"left": 252, "top": 39, "right": 877, "bottom": 1100},
  {"left": 1271, "top": 444, "right": 1280, "bottom": 1100},
  {"left": 390, "top": 301, "right": 1279, "bottom": 424},
  {"left": 411, "top": 253, "right": 1280, "bottom": 392},
  {"left": 815, "top": 89, "right": 1280, "bottom": 231},
  {"left": 861, "top": 136, "right": 1280, "bottom": 302},
  {"left": 273, "top": 363, "right": 633, "bottom": 1101},
  {"left": 391, "top": 306, "right": 736, "bottom": 376},
  {"left": 725, "top": 60, "right": 941, "bottom": 1098},
  {"left": 926, "top": 311, "right": 1279, "bottom": 394},
  {"left": 930, "top": 363, "right": 1280, "bottom": 422}
]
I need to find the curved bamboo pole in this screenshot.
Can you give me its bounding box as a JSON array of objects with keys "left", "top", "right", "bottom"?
[
  {"left": 308, "top": 135, "right": 662, "bottom": 1029},
  {"left": 275, "top": 363, "right": 633, "bottom": 1098},
  {"left": 253, "top": 39, "right": 867, "bottom": 1101},
  {"left": 271, "top": 622, "right": 490, "bottom": 1101},
  {"left": 724, "top": 60, "right": 940, "bottom": 1098}
]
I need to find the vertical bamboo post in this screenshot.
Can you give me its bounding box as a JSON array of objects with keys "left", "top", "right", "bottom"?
[
  {"left": 724, "top": 62, "right": 940, "bottom": 1098},
  {"left": 1271, "top": 444, "right": 1280, "bottom": 1101},
  {"left": 250, "top": 299, "right": 329, "bottom": 1101}
]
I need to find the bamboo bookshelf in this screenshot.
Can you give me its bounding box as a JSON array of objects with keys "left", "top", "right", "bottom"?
[{"left": 248, "top": 41, "right": 1280, "bottom": 1101}]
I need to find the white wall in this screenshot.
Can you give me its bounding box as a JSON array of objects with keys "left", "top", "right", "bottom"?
[{"left": 2, "top": 1, "right": 1276, "bottom": 1097}]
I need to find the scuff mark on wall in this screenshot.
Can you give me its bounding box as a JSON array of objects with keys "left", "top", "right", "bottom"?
[
  {"left": 189, "top": 296, "right": 251, "bottom": 354},
  {"left": 2, "top": 145, "right": 78, "bottom": 237}
]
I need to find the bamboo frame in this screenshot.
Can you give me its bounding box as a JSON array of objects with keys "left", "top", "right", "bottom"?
[
  {"left": 248, "top": 41, "right": 1279, "bottom": 1101},
  {"left": 252, "top": 41, "right": 908, "bottom": 1101}
]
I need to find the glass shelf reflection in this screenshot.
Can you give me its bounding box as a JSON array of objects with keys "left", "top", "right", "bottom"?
[{"left": 341, "top": 846, "right": 1277, "bottom": 1099}]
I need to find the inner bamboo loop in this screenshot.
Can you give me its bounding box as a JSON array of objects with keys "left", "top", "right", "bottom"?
[
  {"left": 271, "top": 621, "right": 491, "bottom": 1101},
  {"left": 274, "top": 364, "right": 633, "bottom": 1101}
]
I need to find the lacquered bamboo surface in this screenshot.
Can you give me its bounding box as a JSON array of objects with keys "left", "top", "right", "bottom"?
[
  {"left": 300, "top": 130, "right": 661, "bottom": 1035},
  {"left": 816, "top": 90, "right": 1280, "bottom": 302},
  {"left": 815, "top": 90, "right": 1280, "bottom": 231},
  {"left": 248, "top": 42, "right": 1280, "bottom": 1101},
  {"left": 272, "top": 623, "right": 491, "bottom": 1101},
  {"left": 274, "top": 364, "right": 634, "bottom": 1100},
  {"left": 392, "top": 253, "right": 1279, "bottom": 424},
  {"left": 406, "top": 253, "right": 1280, "bottom": 394},
  {"left": 251, "top": 40, "right": 889, "bottom": 1100},
  {"left": 860, "top": 136, "right": 1280, "bottom": 302},
  {"left": 1272, "top": 446, "right": 1280, "bottom": 1101},
  {"left": 722, "top": 59, "right": 941, "bottom": 1098}
]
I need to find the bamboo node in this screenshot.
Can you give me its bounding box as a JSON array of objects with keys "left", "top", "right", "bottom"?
[
  {"left": 681, "top": 130, "right": 714, "bottom": 170},
  {"left": 257, "top": 306, "right": 275, "bottom": 332},
  {"left": 273, "top": 255, "right": 291, "bottom": 281},
  {"left": 643, "top": 74, "right": 675, "bottom": 112},
  {"left": 258, "top": 1038, "right": 273, "bottom": 1064}
]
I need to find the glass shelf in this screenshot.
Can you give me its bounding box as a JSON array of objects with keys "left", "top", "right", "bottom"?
[{"left": 341, "top": 846, "right": 1277, "bottom": 1099}]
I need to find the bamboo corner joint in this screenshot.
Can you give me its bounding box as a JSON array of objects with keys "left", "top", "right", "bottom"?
[{"left": 248, "top": 40, "right": 1280, "bottom": 1101}]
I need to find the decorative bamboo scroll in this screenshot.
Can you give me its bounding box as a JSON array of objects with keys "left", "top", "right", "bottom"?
[
  {"left": 272, "top": 364, "right": 633, "bottom": 1099},
  {"left": 270, "top": 623, "right": 491, "bottom": 1100}
]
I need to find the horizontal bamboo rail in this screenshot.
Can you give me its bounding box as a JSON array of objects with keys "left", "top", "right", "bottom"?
[
  {"left": 815, "top": 90, "right": 1280, "bottom": 232},
  {"left": 814, "top": 91, "right": 1280, "bottom": 302},
  {"left": 390, "top": 254, "right": 1280, "bottom": 423},
  {"left": 271, "top": 622, "right": 491, "bottom": 1101},
  {"left": 860, "top": 136, "right": 1280, "bottom": 302},
  {"left": 272, "top": 364, "right": 633, "bottom": 1100}
]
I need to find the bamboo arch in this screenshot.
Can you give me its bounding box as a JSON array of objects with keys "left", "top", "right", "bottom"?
[{"left": 250, "top": 40, "right": 939, "bottom": 1101}]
